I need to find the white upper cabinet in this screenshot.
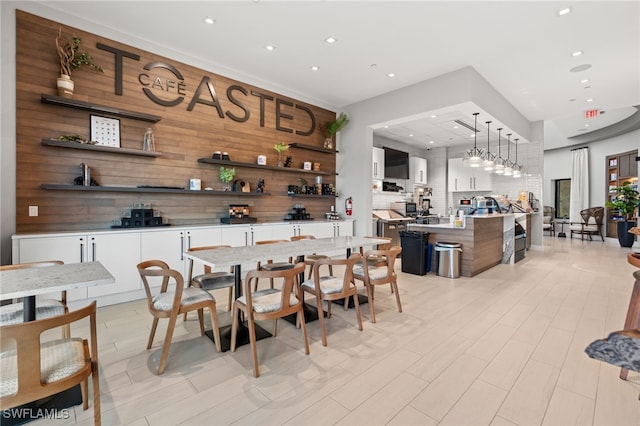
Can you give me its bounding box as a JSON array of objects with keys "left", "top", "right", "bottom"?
[
  {"left": 410, "top": 157, "right": 427, "bottom": 186},
  {"left": 372, "top": 147, "right": 385, "bottom": 180},
  {"left": 448, "top": 158, "right": 493, "bottom": 192}
]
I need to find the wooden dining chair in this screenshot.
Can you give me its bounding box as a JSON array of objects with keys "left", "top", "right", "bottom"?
[
  {"left": 254, "top": 240, "right": 295, "bottom": 291},
  {"left": 230, "top": 262, "right": 309, "bottom": 377},
  {"left": 0, "top": 261, "right": 69, "bottom": 337},
  {"left": 352, "top": 246, "right": 403, "bottom": 323},
  {"left": 291, "top": 235, "right": 333, "bottom": 278},
  {"left": 137, "top": 260, "right": 222, "bottom": 374},
  {"left": 0, "top": 301, "right": 101, "bottom": 425},
  {"left": 186, "top": 245, "right": 235, "bottom": 312},
  {"left": 301, "top": 253, "right": 363, "bottom": 346}
]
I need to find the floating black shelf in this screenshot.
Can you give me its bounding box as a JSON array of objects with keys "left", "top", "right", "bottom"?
[
  {"left": 41, "top": 139, "right": 162, "bottom": 157},
  {"left": 41, "top": 94, "right": 162, "bottom": 123},
  {"left": 40, "top": 184, "right": 270, "bottom": 196},
  {"left": 287, "top": 194, "right": 337, "bottom": 198},
  {"left": 197, "top": 158, "right": 335, "bottom": 176},
  {"left": 288, "top": 143, "right": 338, "bottom": 154}
]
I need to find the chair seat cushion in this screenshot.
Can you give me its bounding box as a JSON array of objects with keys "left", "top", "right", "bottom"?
[
  {"left": 0, "top": 338, "right": 85, "bottom": 398},
  {"left": 192, "top": 272, "right": 234, "bottom": 290},
  {"left": 152, "top": 287, "right": 214, "bottom": 311},
  {"left": 260, "top": 262, "right": 295, "bottom": 272},
  {"left": 237, "top": 288, "right": 298, "bottom": 313},
  {"left": 570, "top": 224, "right": 598, "bottom": 232},
  {"left": 302, "top": 276, "right": 344, "bottom": 294},
  {"left": 0, "top": 299, "right": 65, "bottom": 326},
  {"left": 542, "top": 224, "right": 552, "bottom": 230},
  {"left": 353, "top": 265, "right": 389, "bottom": 281}
]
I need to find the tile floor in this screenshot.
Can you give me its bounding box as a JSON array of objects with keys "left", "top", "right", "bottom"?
[{"left": 31, "top": 236, "right": 640, "bottom": 425}]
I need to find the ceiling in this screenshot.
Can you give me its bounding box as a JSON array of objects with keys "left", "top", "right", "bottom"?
[{"left": 35, "top": 1, "right": 640, "bottom": 150}]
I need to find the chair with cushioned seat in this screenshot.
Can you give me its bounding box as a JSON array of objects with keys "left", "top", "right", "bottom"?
[
  {"left": 254, "top": 240, "right": 295, "bottom": 291},
  {"left": 230, "top": 262, "right": 309, "bottom": 377},
  {"left": 0, "top": 261, "right": 69, "bottom": 338},
  {"left": 301, "top": 253, "right": 363, "bottom": 346},
  {"left": 0, "top": 301, "right": 101, "bottom": 425},
  {"left": 570, "top": 207, "right": 605, "bottom": 241},
  {"left": 542, "top": 206, "right": 556, "bottom": 236},
  {"left": 352, "top": 246, "right": 403, "bottom": 323},
  {"left": 186, "top": 245, "right": 235, "bottom": 312},
  {"left": 137, "top": 260, "right": 222, "bottom": 374},
  {"left": 290, "top": 234, "right": 333, "bottom": 278}
]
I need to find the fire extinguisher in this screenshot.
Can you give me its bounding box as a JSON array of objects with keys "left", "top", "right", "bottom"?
[{"left": 345, "top": 197, "right": 353, "bottom": 216}]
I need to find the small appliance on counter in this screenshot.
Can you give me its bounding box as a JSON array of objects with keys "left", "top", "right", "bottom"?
[
  {"left": 325, "top": 205, "right": 340, "bottom": 221},
  {"left": 112, "top": 204, "right": 168, "bottom": 228},
  {"left": 220, "top": 204, "right": 257, "bottom": 224},
  {"left": 285, "top": 205, "right": 313, "bottom": 221},
  {"left": 458, "top": 198, "right": 475, "bottom": 215},
  {"left": 390, "top": 201, "right": 417, "bottom": 217}
]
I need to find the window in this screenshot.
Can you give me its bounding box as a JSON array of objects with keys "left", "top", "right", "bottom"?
[{"left": 554, "top": 178, "right": 571, "bottom": 219}]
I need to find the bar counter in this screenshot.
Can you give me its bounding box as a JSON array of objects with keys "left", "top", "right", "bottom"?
[{"left": 408, "top": 215, "right": 506, "bottom": 277}]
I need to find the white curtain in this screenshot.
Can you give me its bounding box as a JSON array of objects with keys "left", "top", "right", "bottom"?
[{"left": 570, "top": 148, "right": 589, "bottom": 222}]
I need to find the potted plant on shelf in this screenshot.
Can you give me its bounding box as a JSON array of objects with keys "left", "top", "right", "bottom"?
[
  {"left": 321, "top": 112, "right": 349, "bottom": 149},
  {"left": 274, "top": 142, "right": 289, "bottom": 167},
  {"left": 55, "top": 27, "right": 104, "bottom": 98},
  {"left": 606, "top": 181, "right": 640, "bottom": 247},
  {"left": 219, "top": 166, "right": 236, "bottom": 191}
]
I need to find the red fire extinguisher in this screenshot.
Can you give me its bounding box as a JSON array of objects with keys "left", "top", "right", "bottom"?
[{"left": 345, "top": 197, "right": 353, "bottom": 216}]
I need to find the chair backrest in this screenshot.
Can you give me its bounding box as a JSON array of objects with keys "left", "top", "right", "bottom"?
[
  {"left": 243, "top": 263, "right": 306, "bottom": 311},
  {"left": 137, "top": 260, "right": 185, "bottom": 316},
  {"left": 188, "top": 245, "right": 231, "bottom": 274},
  {"left": 311, "top": 253, "right": 362, "bottom": 292},
  {"left": 291, "top": 235, "right": 316, "bottom": 241},
  {"left": 0, "top": 301, "right": 97, "bottom": 409},
  {"left": 580, "top": 207, "right": 604, "bottom": 226},
  {"left": 359, "top": 236, "right": 392, "bottom": 254},
  {"left": 362, "top": 246, "right": 402, "bottom": 283}
]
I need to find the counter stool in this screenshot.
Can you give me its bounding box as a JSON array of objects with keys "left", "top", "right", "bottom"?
[{"left": 255, "top": 240, "right": 295, "bottom": 291}]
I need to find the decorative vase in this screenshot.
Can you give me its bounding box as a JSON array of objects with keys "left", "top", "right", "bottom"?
[
  {"left": 57, "top": 74, "right": 74, "bottom": 98},
  {"left": 323, "top": 138, "right": 333, "bottom": 149},
  {"left": 277, "top": 152, "right": 283, "bottom": 167},
  {"left": 222, "top": 183, "right": 232, "bottom": 192},
  {"left": 617, "top": 220, "right": 636, "bottom": 247}
]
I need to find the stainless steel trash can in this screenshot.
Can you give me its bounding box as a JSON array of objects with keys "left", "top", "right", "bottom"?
[{"left": 435, "top": 242, "right": 462, "bottom": 278}]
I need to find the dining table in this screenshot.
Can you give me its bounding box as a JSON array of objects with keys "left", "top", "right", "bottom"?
[
  {"left": 0, "top": 261, "right": 114, "bottom": 424},
  {"left": 184, "top": 235, "right": 390, "bottom": 352}
]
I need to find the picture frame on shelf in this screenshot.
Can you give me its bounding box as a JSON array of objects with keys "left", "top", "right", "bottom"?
[
  {"left": 90, "top": 115, "right": 120, "bottom": 148},
  {"left": 610, "top": 158, "right": 618, "bottom": 167},
  {"left": 610, "top": 173, "right": 617, "bottom": 181}
]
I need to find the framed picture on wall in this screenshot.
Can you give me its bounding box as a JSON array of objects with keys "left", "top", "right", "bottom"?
[
  {"left": 609, "top": 158, "right": 618, "bottom": 167},
  {"left": 90, "top": 115, "right": 120, "bottom": 147}
]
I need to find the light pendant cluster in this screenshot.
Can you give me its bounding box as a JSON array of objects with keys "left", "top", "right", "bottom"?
[
  {"left": 461, "top": 113, "right": 523, "bottom": 178},
  {"left": 462, "top": 112, "right": 484, "bottom": 168},
  {"left": 483, "top": 121, "right": 496, "bottom": 171}
]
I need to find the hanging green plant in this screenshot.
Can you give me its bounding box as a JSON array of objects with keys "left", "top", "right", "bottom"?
[{"left": 219, "top": 166, "right": 236, "bottom": 183}]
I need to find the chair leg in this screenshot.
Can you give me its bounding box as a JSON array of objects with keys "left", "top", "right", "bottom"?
[
  {"left": 208, "top": 303, "right": 222, "bottom": 353},
  {"left": 197, "top": 308, "right": 205, "bottom": 336},
  {"left": 157, "top": 316, "right": 177, "bottom": 374},
  {"left": 92, "top": 361, "right": 101, "bottom": 426},
  {"left": 228, "top": 287, "right": 234, "bottom": 311},
  {"left": 247, "top": 312, "right": 260, "bottom": 377},
  {"left": 392, "top": 280, "right": 403, "bottom": 312},
  {"left": 273, "top": 319, "right": 278, "bottom": 336},
  {"left": 365, "top": 283, "right": 376, "bottom": 323},
  {"left": 353, "top": 291, "right": 363, "bottom": 331},
  {"left": 316, "top": 295, "right": 328, "bottom": 346},
  {"left": 298, "top": 307, "right": 310, "bottom": 355},
  {"left": 81, "top": 378, "right": 89, "bottom": 410},
  {"left": 230, "top": 303, "right": 239, "bottom": 352},
  {"left": 147, "top": 317, "right": 159, "bottom": 349}
]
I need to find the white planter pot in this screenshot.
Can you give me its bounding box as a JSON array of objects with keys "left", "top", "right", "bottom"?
[{"left": 57, "top": 74, "right": 74, "bottom": 98}]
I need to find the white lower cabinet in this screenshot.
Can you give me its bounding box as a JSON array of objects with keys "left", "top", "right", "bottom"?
[
  {"left": 220, "top": 225, "right": 251, "bottom": 247},
  {"left": 139, "top": 229, "right": 187, "bottom": 277}
]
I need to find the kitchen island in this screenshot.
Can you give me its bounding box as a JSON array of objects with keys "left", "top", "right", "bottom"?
[{"left": 408, "top": 214, "right": 510, "bottom": 277}]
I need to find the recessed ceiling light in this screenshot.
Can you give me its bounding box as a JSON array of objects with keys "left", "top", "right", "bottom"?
[
  {"left": 585, "top": 124, "right": 590, "bottom": 127},
  {"left": 409, "top": 134, "right": 414, "bottom": 137},
  {"left": 470, "top": 134, "right": 475, "bottom": 138},
  {"left": 570, "top": 64, "right": 592, "bottom": 72},
  {"left": 571, "top": 50, "right": 583, "bottom": 57},
  {"left": 429, "top": 140, "right": 434, "bottom": 144},
  {"left": 586, "top": 98, "right": 594, "bottom": 102},
  {"left": 580, "top": 78, "right": 590, "bottom": 84},
  {"left": 384, "top": 125, "right": 389, "bottom": 129},
  {"left": 387, "top": 73, "right": 396, "bottom": 78},
  {"left": 557, "top": 7, "right": 572, "bottom": 16},
  {"left": 431, "top": 115, "right": 437, "bottom": 118},
  {"left": 203, "top": 17, "right": 215, "bottom": 24},
  {"left": 325, "top": 36, "right": 337, "bottom": 44},
  {"left": 453, "top": 125, "right": 459, "bottom": 129},
  {"left": 265, "top": 45, "right": 276, "bottom": 51},
  {"left": 310, "top": 66, "right": 319, "bottom": 71}
]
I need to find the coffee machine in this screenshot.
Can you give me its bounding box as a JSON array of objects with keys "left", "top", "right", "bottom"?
[{"left": 414, "top": 187, "right": 433, "bottom": 216}]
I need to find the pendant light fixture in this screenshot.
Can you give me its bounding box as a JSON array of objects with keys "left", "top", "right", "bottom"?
[
  {"left": 493, "top": 128, "right": 505, "bottom": 174},
  {"left": 512, "top": 138, "right": 522, "bottom": 178},
  {"left": 503, "top": 133, "right": 514, "bottom": 176},
  {"left": 483, "top": 121, "right": 496, "bottom": 171},
  {"left": 462, "top": 112, "right": 484, "bottom": 167}
]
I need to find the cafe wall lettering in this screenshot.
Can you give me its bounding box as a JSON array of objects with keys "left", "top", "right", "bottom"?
[{"left": 97, "top": 43, "right": 316, "bottom": 137}]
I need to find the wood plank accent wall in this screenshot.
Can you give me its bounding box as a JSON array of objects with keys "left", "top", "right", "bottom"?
[{"left": 15, "top": 10, "right": 337, "bottom": 233}]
